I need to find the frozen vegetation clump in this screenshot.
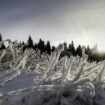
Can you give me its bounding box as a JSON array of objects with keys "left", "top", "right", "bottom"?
[{"left": 0, "top": 39, "right": 105, "bottom": 105}]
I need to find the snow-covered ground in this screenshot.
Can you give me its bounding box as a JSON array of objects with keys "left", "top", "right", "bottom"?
[
  {"left": 0, "top": 40, "right": 105, "bottom": 105},
  {"left": 0, "top": 71, "right": 37, "bottom": 92}
]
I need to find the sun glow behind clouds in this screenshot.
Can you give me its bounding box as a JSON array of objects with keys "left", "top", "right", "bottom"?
[{"left": 73, "top": 21, "right": 92, "bottom": 47}]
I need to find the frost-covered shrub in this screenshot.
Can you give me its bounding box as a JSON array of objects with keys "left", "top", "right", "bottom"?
[{"left": 0, "top": 39, "right": 105, "bottom": 105}]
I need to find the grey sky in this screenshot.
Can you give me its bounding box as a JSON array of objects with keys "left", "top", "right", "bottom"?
[{"left": 0, "top": 0, "right": 105, "bottom": 51}]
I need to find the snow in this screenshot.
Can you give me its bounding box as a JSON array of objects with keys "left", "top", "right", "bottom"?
[
  {"left": 0, "top": 71, "right": 37, "bottom": 92},
  {"left": 0, "top": 40, "right": 105, "bottom": 105}
]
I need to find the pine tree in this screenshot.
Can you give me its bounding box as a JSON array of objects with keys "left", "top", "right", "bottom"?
[
  {"left": 68, "top": 41, "right": 75, "bottom": 56},
  {"left": 45, "top": 41, "right": 51, "bottom": 54},
  {"left": 76, "top": 45, "right": 82, "bottom": 57},
  {"left": 0, "top": 33, "right": 2, "bottom": 42},
  {"left": 37, "top": 39, "right": 45, "bottom": 53},
  {"left": 63, "top": 42, "right": 67, "bottom": 51},
  {"left": 27, "top": 35, "right": 34, "bottom": 47},
  {"left": 0, "top": 33, "right": 5, "bottom": 50},
  {"left": 23, "top": 35, "right": 34, "bottom": 51},
  {"left": 51, "top": 46, "right": 55, "bottom": 52}
]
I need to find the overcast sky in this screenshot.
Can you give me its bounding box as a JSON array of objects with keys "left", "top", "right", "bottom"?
[{"left": 0, "top": 0, "right": 105, "bottom": 51}]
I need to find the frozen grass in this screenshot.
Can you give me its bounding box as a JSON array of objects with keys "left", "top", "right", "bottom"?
[{"left": 0, "top": 40, "right": 105, "bottom": 105}]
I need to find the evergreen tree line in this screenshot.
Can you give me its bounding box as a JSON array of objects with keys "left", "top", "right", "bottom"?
[
  {"left": 23, "top": 36, "right": 55, "bottom": 55},
  {"left": 0, "top": 34, "right": 105, "bottom": 62}
]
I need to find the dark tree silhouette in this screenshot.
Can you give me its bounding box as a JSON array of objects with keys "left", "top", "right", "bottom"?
[
  {"left": 68, "top": 41, "right": 75, "bottom": 56},
  {"left": 45, "top": 41, "right": 51, "bottom": 54},
  {"left": 0, "top": 33, "right": 6, "bottom": 50},
  {"left": 51, "top": 46, "right": 55, "bottom": 52},
  {"left": 63, "top": 42, "right": 67, "bottom": 51},
  {"left": 27, "top": 35, "right": 34, "bottom": 47},
  {"left": 76, "top": 45, "right": 82, "bottom": 57},
  {"left": 37, "top": 39, "right": 45, "bottom": 53},
  {"left": 0, "top": 33, "right": 2, "bottom": 42},
  {"left": 23, "top": 35, "right": 34, "bottom": 51}
]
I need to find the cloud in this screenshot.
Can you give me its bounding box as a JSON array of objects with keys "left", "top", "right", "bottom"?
[{"left": 0, "top": 0, "right": 105, "bottom": 50}]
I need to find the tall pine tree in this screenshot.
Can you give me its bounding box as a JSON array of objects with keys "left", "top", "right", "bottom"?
[
  {"left": 37, "top": 39, "right": 45, "bottom": 53},
  {"left": 68, "top": 41, "right": 75, "bottom": 56},
  {"left": 45, "top": 41, "right": 51, "bottom": 54},
  {"left": 27, "top": 35, "right": 34, "bottom": 47},
  {"left": 76, "top": 45, "right": 82, "bottom": 57}
]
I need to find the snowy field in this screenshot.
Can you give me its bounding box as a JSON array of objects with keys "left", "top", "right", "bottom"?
[{"left": 0, "top": 40, "right": 105, "bottom": 105}]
